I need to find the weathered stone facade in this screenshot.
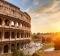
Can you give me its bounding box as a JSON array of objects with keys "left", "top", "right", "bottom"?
[{"left": 0, "top": 0, "right": 31, "bottom": 54}]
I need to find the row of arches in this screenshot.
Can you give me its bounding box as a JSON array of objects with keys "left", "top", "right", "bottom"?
[
  {"left": 0, "top": 31, "right": 30, "bottom": 39},
  {"left": 0, "top": 18, "right": 30, "bottom": 28},
  {"left": 0, "top": 42, "right": 29, "bottom": 53}
]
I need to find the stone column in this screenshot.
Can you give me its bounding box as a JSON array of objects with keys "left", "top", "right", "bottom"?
[
  {"left": 26, "top": 33, "right": 27, "bottom": 38},
  {"left": 15, "top": 42, "right": 17, "bottom": 49},
  {"left": 23, "top": 43, "right": 26, "bottom": 49},
  {"left": 1, "top": 45, "right": 4, "bottom": 54},
  {"left": 26, "top": 43, "right": 28, "bottom": 48},
  {"left": 2, "top": 30, "right": 4, "bottom": 41},
  {"left": 15, "top": 32, "right": 17, "bottom": 40},
  {"left": 8, "top": 44, "right": 11, "bottom": 53},
  {"left": 23, "top": 32, "right": 25, "bottom": 38},
  {"left": 9, "top": 20, "right": 12, "bottom": 28},
  {"left": 19, "top": 43, "right": 21, "bottom": 50},
  {"left": 20, "top": 33, "right": 21, "bottom": 38},
  {"left": 9, "top": 30, "right": 11, "bottom": 41},
  {"left": 2, "top": 19, "right": 5, "bottom": 27},
  {"left": 15, "top": 21, "right": 17, "bottom": 28},
  {"left": 26, "top": 33, "right": 28, "bottom": 38}
]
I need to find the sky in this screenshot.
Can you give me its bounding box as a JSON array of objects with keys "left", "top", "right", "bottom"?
[{"left": 5, "top": 0, "right": 60, "bottom": 33}]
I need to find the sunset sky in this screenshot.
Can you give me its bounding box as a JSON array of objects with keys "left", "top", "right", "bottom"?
[{"left": 5, "top": 0, "right": 60, "bottom": 33}]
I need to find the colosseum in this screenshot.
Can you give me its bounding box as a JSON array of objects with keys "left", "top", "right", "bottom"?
[{"left": 0, "top": 0, "right": 31, "bottom": 54}]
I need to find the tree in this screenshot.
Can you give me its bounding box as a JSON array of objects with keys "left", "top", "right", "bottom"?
[
  {"left": 32, "top": 53, "right": 40, "bottom": 56},
  {"left": 20, "top": 50, "right": 25, "bottom": 56},
  {"left": 12, "top": 47, "right": 20, "bottom": 56}
]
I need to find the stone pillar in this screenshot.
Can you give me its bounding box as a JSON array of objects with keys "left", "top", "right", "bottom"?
[
  {"left": 28, "top": 33, "right": 29, "bottom": 38},
  {"left": 26, "top": 33, "right": 27, "bottom": 38},
  {"left": 9, "top": 30, "right": 11, "bottom": 40},
  {"left": 8, "top": 44, "right": 11, "bottom": 53},
  {"left": 20, "top": 33, "right": 21, "bottom": 38},
  {"left": 2, "top": 30, "right": 4, "bottom": 41},
  {"left": 9, "top": 20, "right": 12, "bottom": 28},
  {"left": 15, "top": 42, "right": 17, "bottom": 49},
  {"left": 19, "top": 43, "right": 21, "bottom": 50},
  {"left": 1, "top": 45, "right": 4, "bottom": 54},
  {"left": 15, "top": 32, "right": 17, "bottom": 40},
  {"left": 26, "top": 43, "right": 28, "bottom": 48},
  {"left": 2, "top": 19, "right": 5, "bottom": 27},
  {"left": 23, "top": 43, "right": 26, "bottom": 49},
  {"left": 15, "top": 21, "right": 17, "bottom": 28},
  {"left": 23, "top": 31, "right": 25, "bottom": 38}
]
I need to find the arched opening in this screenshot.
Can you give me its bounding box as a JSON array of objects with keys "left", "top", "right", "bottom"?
[
  {"left": 11, "top": 32, "right": 15, "bottom": 38},
  {"left": 25, "top": 33, "right": 26, "bottom": 38},
  {"left": 4, "top": 32, "right": 10, "bottom": 39},
  {"left": 0, "top": 18, "right": 2, "bottom": 25},
  {"left": 21, "top": 43, "right": 23, "bottom": 49},
  {"left": 29, "top": 33, "right": 30, "bottom": 37},
  {"left": 5, "top": 19, "right": 10, "bottom": 26},
  {"left": 11, "top": 44, "right": 15, "bottom": 52},
  {"left": 16, "top": 22, "right": 19, "bottom": 27},
  {"left": 11, "top": 21, "right": 15, "bottom": 27},
  {"left": 27, "top": 33, "right": 28, "bottom": 38},
  {"left": 17, "top": 43, "right": 20, "bottom": 50},
  {"left": 0, "top": 31, "right": 2, "bottom": 39},
  {"left": 4, "top": 45, "right": 8, "bottom": 53},
  {"left": 21, "top": 33, "right": 23, "bottom": 38},
  {"left": 0, "top": 46, "right": 2, "bottom": 54},
  {"left": 17, "top": 32, "right": 20, "bottom": 38},
  {"left": 20, "top": 23, "right": 22, "bottom": 28}
]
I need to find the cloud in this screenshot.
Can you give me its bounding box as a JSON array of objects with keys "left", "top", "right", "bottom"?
[
  {"left": 33, "top": 0, "right": 39, "bottom": 5},
  {"left": 29, "top": 0, "right": 60, "bottom": 33},
  {"left": 21, "top": 0, "right": 28, "bottom": 4},
  {"left": 25, "top": 6, "right": 31, "bottom": 12},
  {"left": 33, "top": 0, "right": 60, "bottom": 13}
]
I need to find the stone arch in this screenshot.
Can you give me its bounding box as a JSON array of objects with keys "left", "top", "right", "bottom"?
[
  {"left": 5, "top": 19, "right": 10, "bottom": 26},
  {"left": 0, "top": 18, "right": 2, "bottom": 25},
  {"left": 21, "top": 43, "right": 23, "bottom": 49},
  {"left": 17, "top": 43, "right": 20, "bottom": 50},
  {"left": 16, "top": 22, "right": 19, "bottom": 27},
  {"left": 11, "top": 32, "right": 15, "bottom": 38},
  {"left": 0, "top": 31, "right": 2, "bottom": 39},
  {"left": 28, "top": 33, "right": 30, "bottom": 37},
  {"left": 11, "top": 21, "right": 15, "bottom": 27},
  {"left": 11, "top": 44, "right": 15, "bottom": 52},
  {"left": 20, "top": 23, "right": 22, "bottom": 28},
  {"left": 21, "top": 32, "right": 23, "bottom": 38},
  {"left": 27, "top": 33, "right": 28, "bottom": 38},
  {"left": 17, "top": 32, "right": 20, "bottom": 38},
  {"left": 4, "top": 31, "right": 10, "bottom": 39},
  {"left": 4, "top": 45, "right": 8, "bottom": 53},
  {"left": 0, "top": 46, "right": 2, "bottom": 54}
]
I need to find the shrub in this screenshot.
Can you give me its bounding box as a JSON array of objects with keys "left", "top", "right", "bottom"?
[{"left": 12, "top": 47, "right": 19, "bottom": 56}]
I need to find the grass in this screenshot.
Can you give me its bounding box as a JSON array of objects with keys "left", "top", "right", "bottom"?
[{"left": 37, "top": 43, "right": 54, "bottom": 52}]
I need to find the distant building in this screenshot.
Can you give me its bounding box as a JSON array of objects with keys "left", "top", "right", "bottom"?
[{"left": 0, "top": 0, "right": 31, "bottom": 54}]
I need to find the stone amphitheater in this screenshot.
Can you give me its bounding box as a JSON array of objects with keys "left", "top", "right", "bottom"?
[{"left": 0, "top": 0, "right": 31, "bottom": 54}]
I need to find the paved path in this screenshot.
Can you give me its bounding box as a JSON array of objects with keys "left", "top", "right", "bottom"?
[
  {"left": 44, "top": 48, "right": 54, "bottom": 51},
  {"left": 23, "top": 43, "right": 43, "bottom": 55}
]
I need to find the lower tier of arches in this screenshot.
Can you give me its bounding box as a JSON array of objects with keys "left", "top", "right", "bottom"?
[{"left": 0, "top": 40, "right": 30, "bottom": 54}]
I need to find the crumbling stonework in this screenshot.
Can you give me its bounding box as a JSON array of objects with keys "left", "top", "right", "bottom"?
[{"left": 0, "top": 0, "right": 31, "bottom": 54}]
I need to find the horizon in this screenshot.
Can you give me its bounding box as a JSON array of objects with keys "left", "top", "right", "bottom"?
[{"left": 5, "top": 0, "right": 60, "bottom": 33}]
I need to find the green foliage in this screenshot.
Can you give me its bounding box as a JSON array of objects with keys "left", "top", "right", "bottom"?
[
  {"left": 11, "top": 46, "right": 26, "bottom": 56},
  {"left": 20, "top": 50, "right": 25, "bottom": 56},
  {"left": 12, "top": 47, "right": 20, "bottom": 56},
  {"left": 38, "top": 43, "right": 54, "bottom": 51},
  {"left": 31, "top": 52, "right": 42, "bottom": 56}
]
